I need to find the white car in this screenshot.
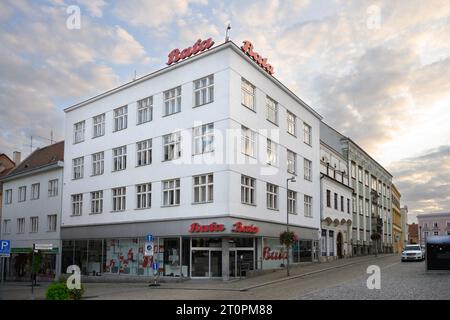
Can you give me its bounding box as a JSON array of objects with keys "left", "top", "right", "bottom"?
[{"left": 401, "top": 245, "right": 425, "bottom": 261}]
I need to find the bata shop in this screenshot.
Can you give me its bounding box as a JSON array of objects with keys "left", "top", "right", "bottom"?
[{"left": 60, "top": 218, "right": 319, "bottom": 280}]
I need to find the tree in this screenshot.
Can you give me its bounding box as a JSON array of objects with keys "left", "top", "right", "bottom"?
[
  {"left": 370, "top": 232, "right": 381, "bottom": 257},
  {"left": 279, "top": 231, "right": 298, "bottom": 275}
]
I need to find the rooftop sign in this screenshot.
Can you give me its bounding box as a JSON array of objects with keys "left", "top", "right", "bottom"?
[
  {"left": 241, "top": 40, "right": 274, "bottom": 75},
  {"left": 166, "top": 38, "right": 215, "bottom": 66}
]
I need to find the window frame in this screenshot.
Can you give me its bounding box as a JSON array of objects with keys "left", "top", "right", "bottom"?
[
  {"left": 31, "top": 183, "right": 40, "bottom": 200},
  {"left": 162, "top": 179, "right": 181, "bottom": 207},
  {"left": 72, "top": 157, "right": 84, "bottom": 180},
  {"left": 163, "top": 86, "right": 182, "bottom": 116},
  {"left": 136, "top": 183, "right": 152, "bottom": 209},
  {"left": 47, "top": 214, "right": 57, "bottom": 232},
  {"left": 73, "top": 120, "right": 85, "bottom": 144},
  {"left": 48, "top": 179, "right": 58, "bottom": 197},
  {"left": 303, "top": 122, "right": 312, "bottom": 146},
  {"left": 112, "top": 187, "right": 126, "bottom": 212},
  {"left": 286, "top": 110, "right": 296, "bottom": 136},
  {"left": 288, "top": 190, "right": 297, "bottom": 215},
  {"left": 136, "top": 96, "right": 153, "bottom": 125},
  {"left": 90, "top": 190, "right": 103, "bottom": 214},
  {"left": 193, "top": 75, "right": 214, "bottom": 107},
  {"left": 241, "top": 78, "right": 255, "bottom": 111},
  {"left": 266, "top": 95, "right": 278, "bottom": 125},
  {"left": 266, "top": 138, "right": 278, "bottom": 166},
  {"left": 93, "top": 113, "right": 105, "bottom": 138},
  {"left": 193, "top": 174, "right": 214, "bottom": 204},
  {"left": 136, "top": 139, "right": 152, "bottom": 167},
  {"left": 193, "top": 123, "right": 214, "bottom": 155},
  {"left": 304, "top": 158, "right": 312, "bottom": 181},
  {"left": 30, "top": 216, "right": 39, "bottom": 233},
  {"left": 163, "top": 132, "right": 181, "bottom": 161},
  {"left": 71, "top": 193, "right": 83, "bottom": 216},
  {"left": 18, "top": 186, "right": 26, "bottom": 202},
  {"left": 304, "top": 195, "right": 313, "bottom": 217},
  {"left": 241, "top": 175, "right": 256, "bottom": 205},
  {"left": 5, "top": 189, "right": 12, "bottom": 204},
  {"left": 113, "top": 105, "right": 128, "bottom": 132},
  {"left": 112, "top": 146, "right": 127, "bottom": 171},
  {"left": 17, "top": 218, "right": 25, "bottom": 234},
  {"left": 266, "top": 183, "right": 279, "bottom": 210},
  {"left": 287, "top": 149, "right": 297, "bottom": 175}
]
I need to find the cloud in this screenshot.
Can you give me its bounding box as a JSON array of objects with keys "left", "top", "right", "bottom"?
[{"left": 77, "top": 0, "right": 106, "bottom": 17}]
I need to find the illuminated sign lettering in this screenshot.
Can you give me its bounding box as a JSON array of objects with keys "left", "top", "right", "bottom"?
[
  {"left": 167, "top": 38, "right": 215, "bottom": 66},
  {"left": 241, "top": 40, "right": 274, "bottom": 75}
]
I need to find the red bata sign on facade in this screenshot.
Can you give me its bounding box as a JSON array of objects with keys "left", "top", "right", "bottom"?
[
  {"left": 241, "top": 40, "right": 274, "bottom": 75},
  {"left": 189, "top": 221, "right": 259, "bottom": 234},
  {"left": 167, "top": 38, "right": 215, "bottom": 66}
]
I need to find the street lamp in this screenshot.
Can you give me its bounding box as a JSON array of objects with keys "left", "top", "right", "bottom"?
[{"left": 286, "top": 176, "right": 296, "bottom": 277}]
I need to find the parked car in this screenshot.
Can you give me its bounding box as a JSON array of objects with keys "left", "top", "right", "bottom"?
[{"left": 401, "top": 245, "right": 425, "bottom": 261}]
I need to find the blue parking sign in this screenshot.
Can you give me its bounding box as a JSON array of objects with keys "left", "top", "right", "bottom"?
[
  {"left": 152, "top": 262, "right": 158, "bottom": 271},
  {"left": 0, "top": 240, "right": 11, "bottom": 256}
]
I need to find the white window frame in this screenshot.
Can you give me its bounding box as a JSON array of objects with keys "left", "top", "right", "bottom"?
[
  {"left": 136, "top": 139, "right": 152, "bottom": 166},
  {"left": 5, "top": 189, "right": 12, "bottom": 204},
  {"left": 113, "top": 146, "right": 127, "bottom": 171},
  {"left": 194, "top": 75, "right": 214, "bottom": 107},
  {"left": 164, "top": 86, "right": 181, "bottom": 116},
  {"left": 241, "top": 175, "right": 256, "bottom": 205},
  {"left": 72, "top": 157, "right": 84, "bottom": 180},
  {"left": 93, "top": 113, "right": 105, "bottom": 138},
  {"left": 241, "top": 78, "right": 255, "bottom": 111},
  {"left": 31, "top": 183, "right": 40, "bottom": 200},
  {"left": 241, "top": 125, "right": 256, "bottom": 157},
  {"left": 193, "top": 123, "right": 214, "bottom": 155},
  {"left": 266, "top": 138, "right": 278, "bottom": 166},
  {"left": 303, "top": 122, "right": 312, "bottom": 146},
  {"left": 3, "top": 219, "right": 11, "bottom": 234},
  {"left": 92, "top": 151, "right": 104, "bottom": 176},
  {"left": 304, "top": 195, "right": 313, "bottom": 217},
  {"left": 163, "top": 132, "right": 181, "bottom": 161},
  {"left": 137, "top": 96, "right": 153, "bottom": 125},
  {"left": 113, "top": 105, "right": 128, "bottom": 132},
  {"left": 30, "top": 216, "right": 38, "bottom": 233},
  {"left": 90, "top": 191, "right": 103, "bottom": 214},
  {"left": 287, "top": 110, "right": 296, "bottom": 136},
  {"left": 193, "top": 174, "right": 214, "bottom": 204},
  {"left": 47, "top": 215, "right": 57, "bottom": 232},
  {"left": 73, "top": 121, "right": 85, "bottom": 144},
  {"left": 17, "top": 218, "right": 25, "bottom": 234},
  {"left": 304, "top": 158, "right": 312, "bottom": 181},
  {"left": 266, "top": 96, "right": 278, "bottom": 125},
  {"left": 18, "top": 186, "right": 26, "bottom": 202},
  {"left": 112, "top": 187, "right": 126, "bottom": 211},
  {"left": 288, "top": 190, "right": 297, "bottom": 215},
  {"left": 48, "top": 179, "right": 58, "bottom": 197},
  {"left": 162, "top": 179, "right": 181, "bottom": 206},
  {"left": 136, "top": 183, "right": 152, "bottom": 209},
  {"left": 266, "top": 183, "right": 279, "bottom": 210},
  {"left": 71, "top": 194, "right": 83, "bottom": 216},
  {"left": 287, "top": 149, "right": 297, "bottom": 175}
]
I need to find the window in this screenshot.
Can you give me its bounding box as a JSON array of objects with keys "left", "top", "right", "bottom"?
[
  {"left": 288, "top": 190, "right": 297, "bottom": 214},
  {"left": 113, "top": 146, "right": 127, "bottom": 171},
  {"left": 304, "top": 195, "right": 312, "bottom": 217},
  {"left": 112, "top": 187, "right": 126, "bottom": 211},
  {"left": 71, "top": 194, "right": 83, "bottom": 216},
  {"left": 3, "top": 219, "right": 11, "bottom": 234},
  {"left": 162, "top": 179, "right": 180, "bottom": 206},
  {"left": 304, "top": 158, "right": 312, "bottom": 181},
  {"left": 266, "top": 139, "right": 278, "bottom": 166},
  {"left": 371, "top": 176, "right": 377, "bottom": 190},
  {"left": 359, "top": 197, "right": 363, "bottom": 214},
  {"left": 434, "top": 231, "right": 439, "bottom": 236},
  {"left": 91, "top": 191, "right": 103, "bottom": 214},
  {"left": 136, "top": 139, "right": 152, "bottom": 166},
  {"left": 352, "top": 195, "right": 356, "bottom": 213},
  {"left": 30, "top": 217, "right": 38, "bottom": 233},
  {"left": 31, "top": 183, "right": 40, "bottom": 200},
  {"left": 93, "top": 113, "right": 105, "bottom": 138},
  {"left": 365, "top": 199, "right": 369, "bottom": 216},
  {"left": 287, "top": 149, "right": 297, "bottom": 174},
  {"left": 347, "top": 198, "right": 350, "bottom": 214},
  {"left": 303, "top": 122, "right": 312, "bottom": 145},
  {"left": 17, "top": 218, "right": 25, "bottom": 234},
  {"left": 433, "top": 222, "right": 438, "bottom": 228},
  {"left": 241, "top": 175, "right": 256, "bottom": 205},
  {"left": 287, "top": 111, "right": 296, "bottom": 136},
  {"left": 241, "top": 78, "right": 255, "bottom": 110},
  {"left": 241, "top": 126, "right": 256, "bottom": 157},
  {"left": 47, "top": 215, "right": 57, "bottom": 232},
  {"left": 48, "top": 179, "right": 58, "bottom": 197},
  {"left": 18, "top": 186, "right": 26, "bottom": 202},
  {"left": 266, "top": 96, "right": 278, "bottom": 125},
  {"left": 163, "top": 132, "right": 181, "bottom": 161},
  {"left": 72, "top": 157, "right": 84, "bottom": 179},
  {"left": 334, "top": 193, "right": 338, "bottom": 210},
  {"left": 358, "top": 167, "right": 363, "bottom": 183},
  {"left": 351, "top": 162, "right": 356, "bottom": 179},
  {"left": 193, "top": 174, "right": 213, "bottom": 203},
  {"left": 266, "top": 183, "right": 279, "bottom": 210},
  {"left": 326, "top": 190, "right": 331, "bottom": 207},
  {"left": 73, "top": 121, "right": 85, "bottom": 143},
  {"left": 113, "top": 105, "right": 128, "bottom": 131},
  {"left": 341, "top": 196, "right": 344, "bottom": 212},
  {"left": 194, "top": 75, "right": 214, "bottom": 107},
  {"left": 365, "top": 171, "right": 369, "bottom": 186},
  {"left": 136, "top": 183, "right": 152, "bottom": 209},
  {"left": 193, "top": 123, "right": 214, "bottom": 154},
  {"left": 164, "top": 86, "right": 181, "bottom": 116},
  {"left": 137, "top": 96, "right": 153, "bottom": 125},
  {"left": 4, "top": 189, "right": 12, "bottom": 204},
  {"left": 92, "top": 151, "right": 104, "bottom": 176}
]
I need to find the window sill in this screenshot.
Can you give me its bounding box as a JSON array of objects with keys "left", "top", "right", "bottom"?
[
  {"left": 89, "top": 212, "right": 102, "bottom": 215},
  {"left": 71, "top": 178, "right": 84, "bottom": 181},
  {"left": 304, "top": 215, "right": 314, "bottom": 219},
  {"left": 92, "top": 134, "right": 105, "bottom": 140},
  {"left": 193, "top": 100, "right": 214, "bottom": 108},
  {"left": 242, "top": 103, "right": 256, "bottom": 113},
  {"left": 73, "top": 140, "right": 85, "bottom": 145},
  {"left": 112, "top": 169, "right": 127, "bottom": 173},
  {"left": 287, "top": 171, "right": 297, "bottom": 176},
  {"left": 192, "top": 150, "right": 215, "bottom": 156},
  {"left": 160, "top": 205, "right": 180, "bottom": 208},
  {"left": 134, "top": 207, "right": 151, "bottom": 211},
  {"left": 90, "top": 173, "right": 104, "bottom": 177},
  {"left": 70, "top": 215, "right": 82, "bottom": 217},
  {"left": 136, "top": 119, "right": 152, "bottom": 126},
  {"left": 241, "top": 202, "right": 257, "bottom": 207},
  {"left": 110, "top": 210, "right": 126, "bottom": 213},
  {"left": 162, "top": 158, "right": 181, "bottom": 162},
  {"left": 303, "top": 142, "right": 312, "bottom": 147},
  {"left": 266, "top": 119, "right": 279, "bottom": 127},
  {"left": 241, "top": 153, "right": 257, "bottom": 159},
  {"left": 267, "top": 208, "right": 279, "bottom": 212},
  {"left": 192, "top": 201, "right": 214, "bottom": 205},
  {"left": 287, "top": 132, "right": 297, "bottom": 138},
  {"left": 162, "top": 110, "right": 181, "bottom": 118},
  {"left": 288, "top": 212, "right": 298, "bottom": 215},
  {"left": 46, "top": 230, "right": 57, "bottom": 233},
  {"left": 135, "top": 163, "right": 152, "bottom": 168},
  {"left": 113, "top": 128, "right": 128, "bottom": 133}
]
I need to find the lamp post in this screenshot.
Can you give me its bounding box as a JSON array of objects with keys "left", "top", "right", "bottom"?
[{"left": 286, "top": 176, "right": 296, "bottom": 277}]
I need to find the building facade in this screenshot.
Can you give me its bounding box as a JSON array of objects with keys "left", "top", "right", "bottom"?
[
  {"left": 61, "top": 40, "right": 322, "bottom": 280},
  {"left": 0, "top": 153, "right": 16, "bottom": 231},
  {"left": 417, "top": 212, "right": 450, "bottom": 246},
  {"left": 319, "top": 141, "right": 353, "bottom": 261},
  {"left": 320, "top": 122, "right": 393, "bottom": 256},
  {"left": 401, "top": 206, "right": 408, "bottom": 249},
  {"left": 408, "top": 223, "right": 419, "bottom": 244},
  {"left": 0, "top": 142, "right": 64, "bottom": 281},
  {"left": 392, "top": 184, "right": 403, "bottom": 253}
]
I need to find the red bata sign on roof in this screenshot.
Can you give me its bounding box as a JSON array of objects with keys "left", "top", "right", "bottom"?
[
  {"left": 167, "top": 38, "right": 215, "bottom": 66},
  {"left": 189, "top": 222, "right": 259, "bottom": 234},
  {"left": 241, "top": 40, "right": 274, "bottom": 75}
]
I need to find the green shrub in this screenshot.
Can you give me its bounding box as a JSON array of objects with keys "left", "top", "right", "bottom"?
[{"left": 46, "top": 282, "right": 70, "bottom": 300}]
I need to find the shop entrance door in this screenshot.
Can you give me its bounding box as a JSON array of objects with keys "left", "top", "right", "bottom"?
[
  {"left": 229, "top": 250, "right": 254, "bottom": 277},
  {"left": 191, "top": 249, "right": 222, "bottom": 278}
]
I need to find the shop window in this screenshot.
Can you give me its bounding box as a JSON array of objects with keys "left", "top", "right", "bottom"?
[{"left": 163, "top": 238, "right": 181, "bottom": 277}]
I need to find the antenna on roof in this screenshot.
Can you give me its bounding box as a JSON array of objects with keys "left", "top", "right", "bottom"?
[
  {"left": 51, "top": 129, "right": 54, "bottom": 144},
  {"left": 225, "top": 23, "right": 231, "bottom": 42},
  {"left": 133, "top": 70, "right": 137, "bottom": 80}
]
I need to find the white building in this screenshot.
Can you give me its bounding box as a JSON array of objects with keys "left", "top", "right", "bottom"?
[
  {"left": 319, "top": 141, "right": 353, "bottom": 261},
  {"left": 60, "top": 39, "right": 322, "bottom": 280},
  {"left": 0, "top": 142, "right": 64, "bottom": 281}
]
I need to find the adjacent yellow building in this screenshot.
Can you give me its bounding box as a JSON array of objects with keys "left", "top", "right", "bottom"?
[{"left": 392, "top": 184, "right": 403, "bottom": 253}]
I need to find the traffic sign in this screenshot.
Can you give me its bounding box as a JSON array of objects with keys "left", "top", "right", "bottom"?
[
  {"left": 152, "top": 262, "right": 158, "bottom": 272},
  {"left": 0, "top": 240, "right": 11, "bottom": 256},
  {"left": 144, "top": 241, "right": 154, "bottom": 256},
  {"left": 35, "top": 244, "right": 53, "bottom": 250},
  {"left": 146, "top": 234, "right": 153, "bottom": 242}
]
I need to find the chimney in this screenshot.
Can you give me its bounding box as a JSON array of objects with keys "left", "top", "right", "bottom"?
[{"left": 13, "top": 151, "right": 21, "bottom": 165}]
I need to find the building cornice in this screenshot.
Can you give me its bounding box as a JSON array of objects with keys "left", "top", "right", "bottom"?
[{"left": 0, "top": 161, "right": 63, "bottom": 182}]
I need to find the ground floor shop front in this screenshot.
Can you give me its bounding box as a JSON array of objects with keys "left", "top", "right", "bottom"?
[{"left": 60, "top": 217, "right": 319, "bottom": 280}]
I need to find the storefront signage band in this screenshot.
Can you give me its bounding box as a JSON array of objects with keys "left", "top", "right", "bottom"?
[
  {"left": 167, "top": 38, "right": 215, "bottom": 66},
  {"left": 189, "top": 221, "right": 259, "bottom": 234}
]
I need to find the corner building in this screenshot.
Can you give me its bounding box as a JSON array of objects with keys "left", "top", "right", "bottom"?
[{"left": 61, "top": 41, "right": 322, "bottom": 280}]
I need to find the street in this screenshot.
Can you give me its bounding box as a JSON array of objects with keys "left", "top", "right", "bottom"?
[{"left": 1, "top": 254, "right": 449, "bottom": 300}]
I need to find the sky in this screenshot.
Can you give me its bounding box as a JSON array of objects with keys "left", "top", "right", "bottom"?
[{"left": 1, "top": 0, "right": 450, "bottom": 222}]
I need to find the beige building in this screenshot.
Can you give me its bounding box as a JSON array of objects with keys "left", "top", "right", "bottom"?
[{"left": 391, "top": 184, "right": 403, "bottom": 253}]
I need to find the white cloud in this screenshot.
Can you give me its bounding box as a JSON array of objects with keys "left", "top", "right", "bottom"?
[{"left": 77, "top": 0, "right": 106, "bottom": 17}]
